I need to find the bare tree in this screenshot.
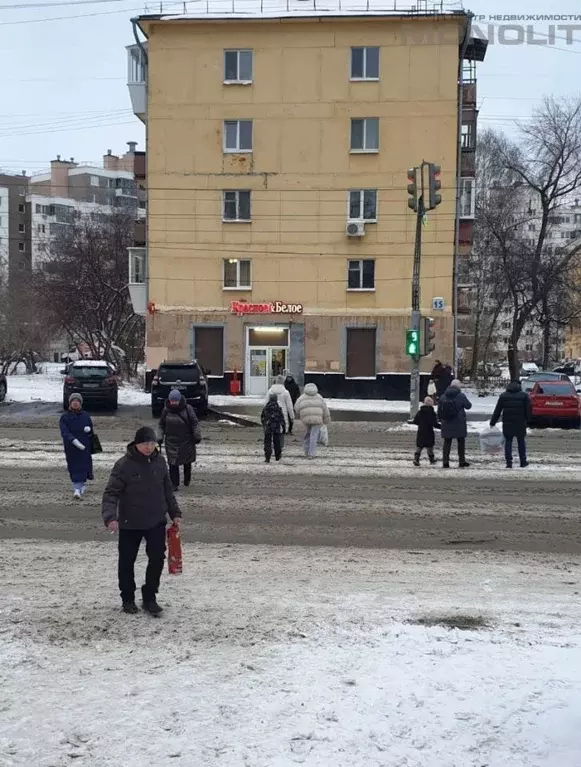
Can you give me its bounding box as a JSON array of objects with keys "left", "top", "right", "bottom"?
[
  {"left": 34, "top": 211, "right": 144, "bottom": 378},
  {"left": 476, "top": 99, "right": 581, "bottom": 380}
]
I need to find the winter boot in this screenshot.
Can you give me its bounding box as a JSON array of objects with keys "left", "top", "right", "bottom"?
[
  {"left": 413, "top": 452, "right": 420, "bottom": 467},
  {"left": 122, "top": 601, "right": 139, "bottom": 615},
  {"left": 142, "top": 598, "right": 163, "bottom": 616},
  {"left": 265, "top": 456, "right": 271, "bottom": 463},
  {"left": 459, "top": 462, "right": 471, "bottom": 468},
  {"left": 506, "top": 462, "right": 513, "bottom": 469},
  {"left": 520, "top": 460, "right": 529, "bottom": 468},
  {"left": 73, "top": 489, "right": 82, "bottom": 500},
  {"left": 429, "top": 456, "right": 437, "bottom": 466},
  {"left": 275, "top": 455, "right": 282, "bottom": 462}
]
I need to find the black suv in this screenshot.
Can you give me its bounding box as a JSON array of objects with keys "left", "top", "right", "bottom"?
[
  {"left": 62, "top": 361, "right": 119, "bottom": 411},
  {"left": 151, "top": 360, "right": 209, "bottom": 417}
]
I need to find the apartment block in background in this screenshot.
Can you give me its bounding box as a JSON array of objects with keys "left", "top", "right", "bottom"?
[
  {"left": 128, "top": 0, "right": 487, "bottom": 398},
  {"left": 0, "top": 172, "right": 30, "bottom": 286}
]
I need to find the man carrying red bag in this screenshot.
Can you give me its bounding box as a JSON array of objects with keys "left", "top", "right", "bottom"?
[{"left": 101, "top": 426, "right": 182, "bottom": 616}]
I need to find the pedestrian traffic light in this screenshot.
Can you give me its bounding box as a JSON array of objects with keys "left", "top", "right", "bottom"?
[
  {"left": 428, "top": 163, "right": 441, "bottom": 209},
  {"left": 407, "top": 167, "right": 418, "bottom": 212},
  {"left": 423, "top": 316, "right": 436, "bottom": 355},
  {"left": 406, "top": 328, "right": 420, "bottom": 357}
]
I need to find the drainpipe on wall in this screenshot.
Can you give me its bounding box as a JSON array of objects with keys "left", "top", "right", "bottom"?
[{"left": 453, "top": 12, "right": 473, "bottom": 375}]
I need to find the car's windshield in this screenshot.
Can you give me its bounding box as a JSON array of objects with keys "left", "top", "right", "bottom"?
[
  {"left": 72, "top": 366, "right": 110, "bottom": 379},
  {"left": 158, "top": 366, "right": 200, "bottom": 382}
]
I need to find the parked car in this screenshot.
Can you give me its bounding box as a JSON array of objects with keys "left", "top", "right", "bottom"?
[
  {"left": 529, "top": 380, "right": 581, "bottom": 428},
  {"left": 521, "top": 371, "right": 571, "bottom": 393},
  {"left": 151, "top": 360, "right": 209, "bottom": 418},
  {"left": 0, "top": 372, "right": 6, "bottom": 403},
  {"left": 61, "top": 360, "right": 119, "bottom": 411},
  {"left": 520, "top": 362, "right": 539, "bottom": 377}
]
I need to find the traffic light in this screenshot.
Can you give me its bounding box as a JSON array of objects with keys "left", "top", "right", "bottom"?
[
  {"left": 428, "top": 163, "right": 441, "bottom": 209},
  {"left": 422, "top": 316, "right": 436, "bottom": 355},
  {"left": 407, "top": 167, "right": 418, "bottom": 212},
  {"left": 406, "top": 328, "right": 420, "bottom": 357}
]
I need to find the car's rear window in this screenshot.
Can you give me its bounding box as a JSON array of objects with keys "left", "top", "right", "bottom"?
[
  {"left": 72, "top": 366, "right": 110, "bottom": 378},
  {"left": 534, "top": 383, "right": 575, "bottom": 395},
  {"left": 158, "top": 365, "right": 200, "bottom": 383}
]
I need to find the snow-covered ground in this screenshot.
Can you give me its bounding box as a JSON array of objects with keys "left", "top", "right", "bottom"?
[
  {"left": 1, "top": 540, "right": 580, "bottom": 766},
  {"left": 3, "top": 365, "right": 499, "bottom": 414}
]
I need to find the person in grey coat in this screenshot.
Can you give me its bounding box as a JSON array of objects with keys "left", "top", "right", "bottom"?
[
  {"left": 158, "top": 389, "right": 201, "bottom": 491},
  {"left": 101, "top": 426, "right": 181, "bottom": 615},
  {"left": 437, "top": 379, "right": 472, "bottom": 468}
]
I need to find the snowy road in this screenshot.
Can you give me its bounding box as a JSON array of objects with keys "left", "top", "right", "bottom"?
[
  {"left": 1, "top": 541, "right": 581, "bottom": 766},
  {"left": 0, "top": 415, "right": 580, "bottom": 552}
]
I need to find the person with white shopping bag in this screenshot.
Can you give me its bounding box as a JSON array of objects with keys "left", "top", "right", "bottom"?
[{"left": 489, "top": 380, "right": 531, "bottom": 469}]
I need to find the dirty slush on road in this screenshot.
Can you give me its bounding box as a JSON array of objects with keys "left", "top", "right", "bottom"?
[{"left": 0, "top": 409, "right": 580, "bottom": 553}]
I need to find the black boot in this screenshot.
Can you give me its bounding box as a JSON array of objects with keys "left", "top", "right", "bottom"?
[
  {"left": 413, "top": 452, "right": 420, "bottom": 467},
  {"left": 142, "top": 598, "right": 163, "bottom": 616},
  {"left": 265, "top": 456, "right": 271, "bottom": 463},
  {"left": 122, "top": 601, "right": 139, "bottom": 615}
]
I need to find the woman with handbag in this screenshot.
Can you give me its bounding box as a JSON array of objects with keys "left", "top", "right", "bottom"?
[
  {"left": 158, "top": 389, "right": 201, "bottom": 491},
  {"left": 59, "top": 392, "right": 94, "bottom": 499}
]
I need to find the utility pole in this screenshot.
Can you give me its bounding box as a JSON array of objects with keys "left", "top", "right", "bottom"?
[{"left": 406, "top": 161, "right": 441, "bottom": 419}]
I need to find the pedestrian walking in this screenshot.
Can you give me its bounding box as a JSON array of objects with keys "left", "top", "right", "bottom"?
[
  {"left": 490, "top": 380, "right": 531, "bottom": 468},
  {"left": 266, "top": 375, "right": 295, "bottom": 439},
  {"left": 59, "top": 392, "right": 94, "bottom": 500},
  {"left": 158, "top": 389, "right": 201, "bottom": 491},
  {"left": 294, "top": 383, "right": 331, "bottom": 459},
  {"left": 101, "top": 425, "right": 182, "bottom": 615},
  {"left": 261, "top": 392, "right": 285, "bottom": 463},
  {"left": 284, "top": 372, "right": 301, "bottom": 409},
  {"left": 413, "top": 396, "right": 440, "bottom": 466},
  {"left": 437, "top": 379, "right": 472, "bottom": 468},
  {"left": 435, "top": 364, "right": 454, "bottom": 401}
]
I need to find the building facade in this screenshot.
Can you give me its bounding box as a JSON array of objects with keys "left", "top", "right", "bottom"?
[
  {"left": 0, "top": 172, "right": 30, "bottom": 287},
  {"left": 128, "top": 2, "right": 486, "bottom": 397}
]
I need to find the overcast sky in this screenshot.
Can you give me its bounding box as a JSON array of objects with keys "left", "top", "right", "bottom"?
[{"left": 0, "top": 0, "right": 579, "bottom": 175}]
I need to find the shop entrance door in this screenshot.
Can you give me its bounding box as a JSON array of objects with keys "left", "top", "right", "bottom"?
[{"left": 246, "top": 347, "right": 288, "bottom": 396}]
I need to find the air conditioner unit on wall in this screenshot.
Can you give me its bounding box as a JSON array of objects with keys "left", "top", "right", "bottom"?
[{"left": 346, "top": 220, "right": 365, "bottom": 237}]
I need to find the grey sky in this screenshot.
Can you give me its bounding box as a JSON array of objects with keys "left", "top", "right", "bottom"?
[{"left": 0, "top": 0, "right": 578, "bottom": 175}]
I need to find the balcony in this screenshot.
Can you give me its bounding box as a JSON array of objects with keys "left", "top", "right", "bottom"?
[
  {"left": 127, "top": 43, "right": 147, "bottom": 122},
  {"left": 128, "top": 247, "right": 146, "bottom": 315}
]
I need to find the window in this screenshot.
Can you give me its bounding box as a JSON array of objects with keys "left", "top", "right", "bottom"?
[
  {"left": 461, "top": 122, "right": 475, "bottom": 150},
  {"left": 18, "top": 186, "right": 25, "bottom": 196},
  {"left": 18, "top": 204, "right": 25, "bottom": 213},
  {"left": 350, "top": 118, "right": 379, "bottom": 152},
  {"left": 526, "top": 328, "right": 534, "bottom": 336},
  {"left": 348, "top": 259, "right": 375, "bottom": 290},
  {"left": 38, "top": 224, "right": 46, "bottom": 234},
  {"left": 224, "top": 50, "right": 253, "bottom": 83},
  {"left": 194, "top": 327, "right": 224, "bottom": 376},
  {"left": 502, "top": 321, "right": 511, "bottom": 329},
  {"left": 223, "top": 258, "right": 251, "bottom": 289},
  {"left": 224, "top": 120, "right": 253, "bottom": 153},
  {"left": 18, "top": 242, "right": 25, "bottom": 252},
  {"left": 526, "top": 344, "right": 533, "bottom": 352},
  {"left": 350, "top": 47, "right": 379, "bottom": 80},
  {"left": 349, "top": 189, "right": 377, "bottom": 221},
  {"left": 35, "top": 204, "right": 41, "bottom": 214},
  {"left": 575, "top": 214, "right": 581, "bottom": 223},
  {"left": 528, "top": 223, "right": 536, "bottom": 231},
  {"left": 223, "top": 190, "right": 251, "bottom": 221},
  {"left": 18, "top": 223, "right": 25, "bottom": 233},
  {"left": 459, "top": 178, "right": 475, "bottom": 218},
  {"left": 129, "top": 248, "right": 146, "bottom": 284},
  {"left": 129, "top": 46, "right": 146, "bottom": 84},
  {"left": 561, "top": 231, "right": 569, "bottom": 239},
  {"left": 346, "top": 328, "right": 376, "bottom": 377},
  {"left": 90, "top": 175, "right": 99, "bottom": 187}
]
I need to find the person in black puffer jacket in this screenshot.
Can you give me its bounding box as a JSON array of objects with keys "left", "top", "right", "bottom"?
[
  {"left": 261, "top": 392, "right": 285, "bottom": 463},
  {"left": 101, "top": 426, "right": 181, "bottom": 615},
  {"left": 490, "top": 380, "right": 531, "bottom": 468}
]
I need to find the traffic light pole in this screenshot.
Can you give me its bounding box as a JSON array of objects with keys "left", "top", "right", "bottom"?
[{"left": 409, "top": 189, "right": 424, "bottom": 419}]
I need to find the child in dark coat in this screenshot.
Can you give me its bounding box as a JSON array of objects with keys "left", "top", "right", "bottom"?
[
  {"left": 261, "top": 393, "right": 285, "bottom": 463},
  {"left": 412, "top": 396, "right": 440, "bottom": 466}
]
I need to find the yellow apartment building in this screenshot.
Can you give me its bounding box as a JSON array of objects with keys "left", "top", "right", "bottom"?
[{"left": 127, "top": 1, "right": 486, "bottom": 397}]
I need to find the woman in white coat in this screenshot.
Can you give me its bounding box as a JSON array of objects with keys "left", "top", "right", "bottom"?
[
  {"left": 265, "top": 375, "right": 295, "bottom": 436},
  {"left": 294, "top": 383, "right": 331, "bottom": 459}
]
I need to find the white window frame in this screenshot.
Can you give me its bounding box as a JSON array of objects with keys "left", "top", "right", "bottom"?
[
  {"left": 350, "top": 46, "right": 380, "bottom": 81},
  {"left": 18, "top": 223, "right": 26, "bottom": 233},
  {"left": 348, "top": 189, "right": 377, "bottom": 222},
  {"left": 347, "top": 259, "right": 375, "bottom": 291},
  {"left": 223, "top": 49, "right": 253, "bottom": 84},
  {"left": 223, "top": 258, "right": 252, "bottom": 290},
  {"left": 223, "top": 190, "right": 251, "bottom": 222},
  {"left": 90, "top": 175, "right": 99, "bottom": 187},
  {"left": 18, "top": 242, "right": 25, "bottom": 252},
  {"left": 223, "top": 120, "right": 253, "bottom": 153},
  {"left": 459, "top": 177, "right": 475, "bottom": 219},
  {"left": 350, "top": 118, "right": 379, "bottom": 153},
  {"left": 128, "top": 248, "right": 146, "bottom": 285}
]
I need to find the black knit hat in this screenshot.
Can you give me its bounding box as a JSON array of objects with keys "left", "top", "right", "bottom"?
[{"left": 134, "top": 426, "right": 157, "bottom": 444}]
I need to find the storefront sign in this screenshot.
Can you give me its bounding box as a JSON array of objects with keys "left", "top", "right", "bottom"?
[{"left": 230, "top": 300, "right": 303, "bottom": 317}]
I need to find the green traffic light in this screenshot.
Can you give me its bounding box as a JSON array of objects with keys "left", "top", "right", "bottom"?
[{"left": 405, "top": 329, "right": 420, "bottom": 356}]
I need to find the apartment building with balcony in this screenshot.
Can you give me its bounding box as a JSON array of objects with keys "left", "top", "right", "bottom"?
[
  {"left": 0, "top": 172, "right": 30, "bottom": 287},
  {"left": 127, "top": 0, "right": 486, "bottom": 397}
]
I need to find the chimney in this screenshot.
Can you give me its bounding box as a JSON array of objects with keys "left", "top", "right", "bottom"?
[
  {"left": 50, "top": 156, "right": 75, "bottom": 197},
  {"left": 103, "top": 149, "right": 119, "bottom": 171},
  {"left": 127, "top": 141, "right": 137, "bottom": 153}
]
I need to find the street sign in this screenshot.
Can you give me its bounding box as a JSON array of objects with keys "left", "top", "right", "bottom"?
[{"left": 432, "top": 297, "right": 444, "bottom": 311}]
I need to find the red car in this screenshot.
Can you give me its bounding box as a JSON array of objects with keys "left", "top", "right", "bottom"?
[{"left": 529, "top": 380, "right": 581, "bottom": 428}]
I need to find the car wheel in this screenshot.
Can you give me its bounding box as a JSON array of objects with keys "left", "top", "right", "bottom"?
[
  {"left": 0, "top": 382, "right": 6, "bottom": 403},
  {"left": 572, "top": 418, "right": 581, "bottom": 429}
]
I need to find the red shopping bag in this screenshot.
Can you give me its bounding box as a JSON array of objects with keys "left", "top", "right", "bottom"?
[{"left": 167, "top": 523, "right": 182, "bottom": 574}]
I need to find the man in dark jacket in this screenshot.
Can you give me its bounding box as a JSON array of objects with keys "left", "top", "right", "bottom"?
[
  {"left": 284, "top": 373, "right": 301, "bottom": 410},
  {"left": 412, "top": 396, "right": 440, "bottom": 466},
  {"left": 437, "top": 379, "right": 472, "bottom": 468},
  {"left": 435, "top": 363, "right": 454, "bottom": 401},
  {"left": 261, "top": 392, "right": 285, "bottom": 463},
  {"left": 490, "top": 380, "right": 531, "bottom": 468},
  {"left": 102, "top": 426, "right": 181, "bottom": 615}
]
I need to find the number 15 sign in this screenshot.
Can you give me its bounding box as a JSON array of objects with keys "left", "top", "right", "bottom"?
[{"left": 432, "top": 297, "right": 445, "bottom": 311}]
